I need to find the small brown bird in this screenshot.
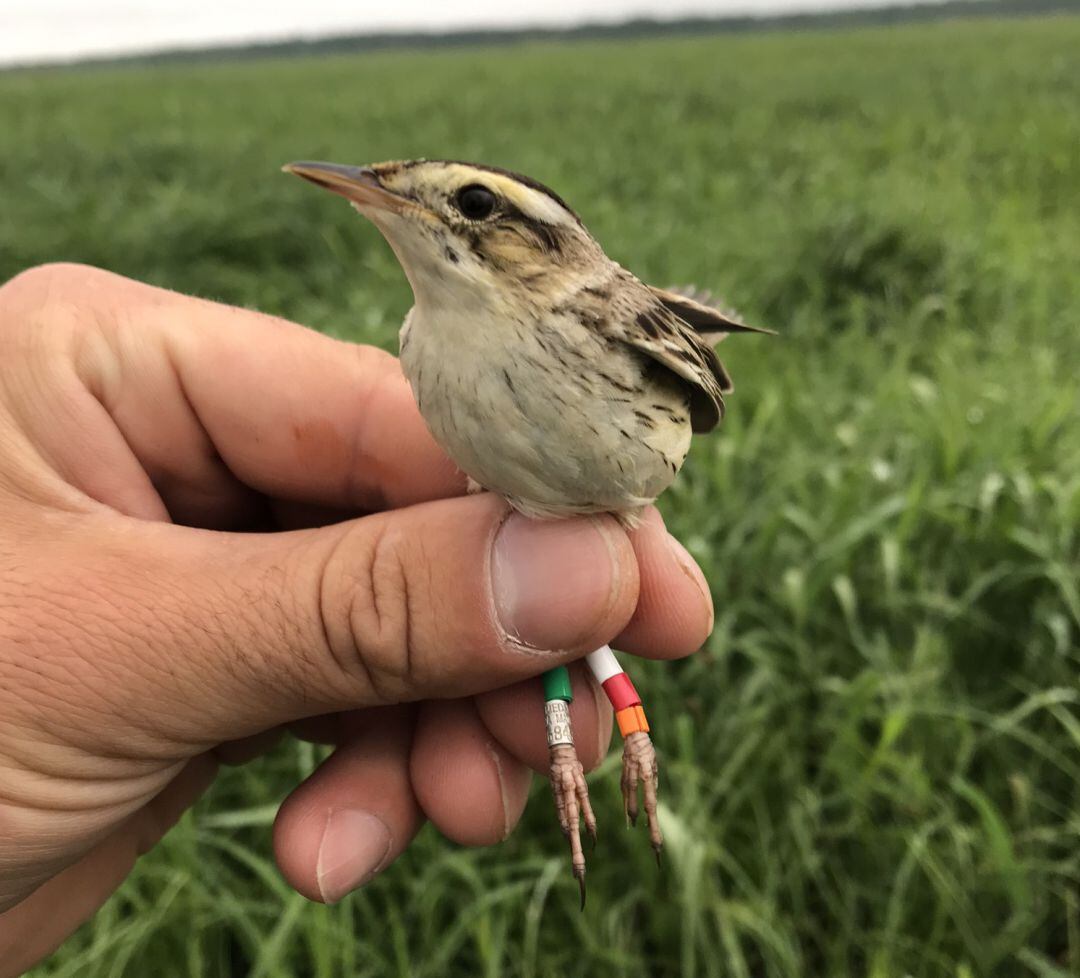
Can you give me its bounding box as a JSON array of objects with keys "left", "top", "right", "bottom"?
[{"left": 285, "top": 158, "right": 767, "bottom": 902}]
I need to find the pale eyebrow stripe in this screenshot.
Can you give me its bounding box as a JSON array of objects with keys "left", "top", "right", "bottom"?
[{"left": 412, "top": 159, "right": 582, "bottom": 225}]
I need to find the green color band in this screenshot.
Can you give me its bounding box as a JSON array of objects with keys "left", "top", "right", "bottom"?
[{"left": 542, "top": 666, "right": 573, "bottom": 703}]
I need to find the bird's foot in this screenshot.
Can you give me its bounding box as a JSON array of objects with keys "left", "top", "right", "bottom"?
[
  {"left": 548, "top": 742, "right": 597, "bottom": 908},
  {"left": 621, "top": 730, "right": 663, "bottom": 862}
]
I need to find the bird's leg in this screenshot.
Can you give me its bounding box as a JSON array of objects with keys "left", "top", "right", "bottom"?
[
  {"left": 542, "top": 666, "right": 596, "bottom": 908},
  {"left": 584, "top": 646, "right": 663, "bottom": 862},
  {"left": 620, "top": 730, "right": 662, "bottom": 862}
]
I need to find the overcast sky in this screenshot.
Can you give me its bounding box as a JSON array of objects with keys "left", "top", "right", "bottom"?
[{"left": 2, "top": 0, "right": 950, "bottom": 66}]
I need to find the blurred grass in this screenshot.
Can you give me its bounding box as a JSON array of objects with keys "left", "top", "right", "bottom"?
[{"left": 3, "top": 13, "right": 1079, "bottom": 978}]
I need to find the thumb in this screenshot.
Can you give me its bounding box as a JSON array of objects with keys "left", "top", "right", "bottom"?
[{"left": 22, "top": 493, "right": 638, "bottom": 752}]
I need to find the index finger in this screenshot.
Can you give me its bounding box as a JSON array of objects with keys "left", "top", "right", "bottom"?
[
  {"left": 16, "top": 264, "right": 464, "bottom": 514},
  {"left": 169, "top": 313, "right": 466, "bottom": 511}
]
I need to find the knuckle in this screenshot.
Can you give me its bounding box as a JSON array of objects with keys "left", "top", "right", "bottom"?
[
  {"left": 320, "top": 520, "right": 421, "bottom": 703},
  {"left": 0, "top": 263, "right": 101, "bottom": 355},
  {"left": 1, "top": 262, "right": 94, "bottom": 310}
]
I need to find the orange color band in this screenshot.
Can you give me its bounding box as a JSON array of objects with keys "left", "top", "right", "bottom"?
[{"left": 615, "top": 705, "right": 650, "bottom": 737}]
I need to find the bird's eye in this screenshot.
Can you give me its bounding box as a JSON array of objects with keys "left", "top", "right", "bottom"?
[{"left": 455, "top": 184, "right": 497, "bottom": 220}]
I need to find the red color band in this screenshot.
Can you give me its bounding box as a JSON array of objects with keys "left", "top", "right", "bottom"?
[{"left": 602, "top": 672, "right": 641, "bottom": 712}]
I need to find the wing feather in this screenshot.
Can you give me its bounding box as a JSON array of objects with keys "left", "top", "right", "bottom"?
[
  {"left": 652, "top": 285, "right": 774, "bottom": 341},
  {"left": 588, "top": 276, "right": 769, "bottom": 435},
  {"left": 616, "top": 292, "right": 730, "bottom": 433}
]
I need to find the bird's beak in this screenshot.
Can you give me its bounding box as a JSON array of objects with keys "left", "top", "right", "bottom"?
[{"left": 283, "top": 161, "right": 409, "bottom": 215}]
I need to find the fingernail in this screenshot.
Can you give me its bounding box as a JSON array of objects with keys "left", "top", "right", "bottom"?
[
  {"left": 492, "top": 513, "right": 622, "bottom": 651},
  {"left": 666, "top": 533, "right": 715, "bottom": 634},
  {"left": 316, "top": 810, "right": 392, "bottom": 904}
]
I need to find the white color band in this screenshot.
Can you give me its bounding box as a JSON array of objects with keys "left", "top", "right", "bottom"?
[{"left": 585, "top": 645, "right": 623, "bottom": 684}]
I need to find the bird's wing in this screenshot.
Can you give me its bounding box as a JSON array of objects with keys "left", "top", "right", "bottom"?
[
  {"left": 652, "top": 285, "right": 774, "bottom": 343},
  {"left": 606, "top": 280, "right": 732, "bottom": 434}
]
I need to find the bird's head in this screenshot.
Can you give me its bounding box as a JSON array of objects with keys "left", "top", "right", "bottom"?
[{"left": 284, "top": 159, "right": 602, "bottom": 309}]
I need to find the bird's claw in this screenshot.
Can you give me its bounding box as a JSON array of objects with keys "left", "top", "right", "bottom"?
[
  {"left": 621, "top": 730, "right": 663, "bottom": 857},
  {"left": 549, "top": 743, "right": 596, "bottom": 909}
]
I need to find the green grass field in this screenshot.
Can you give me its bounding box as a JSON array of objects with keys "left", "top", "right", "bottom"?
[{"left": 4, "top": 13, "right": 1080, "bottom": 977}]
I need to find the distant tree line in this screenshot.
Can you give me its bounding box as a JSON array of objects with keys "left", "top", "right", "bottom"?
[{"left": 10, "top": 0, "right": 1080, "bottom": 71}]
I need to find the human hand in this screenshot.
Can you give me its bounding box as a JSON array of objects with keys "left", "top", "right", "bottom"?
[{"left": 0, "top": 264, "right": 713, "bottom": 974}]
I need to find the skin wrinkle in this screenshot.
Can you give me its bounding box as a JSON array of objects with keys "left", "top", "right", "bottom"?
[
  {"left": 53, "top": 387, "right": 168, "bottom": 521},
  {"left": 485, "top": 739, "right": 513, "bottom": 841},
  {"left": 586, "top": 516, "right": 624, "bottom": 652},
  {"left": 365, "top": 521, "right": 414, "bottom": 702},
  {"left": 134, "top": 754, "right": 219, "bottom": 857},
  {"left": 402, "top": 530, "right": 448, "bottom": 700},
  {"left": 70, "top": 553, "right": 213, "bottom": 749},
  {"left": 158, "top": 303, "right": 337, "bottom": 513},
  {"left": 241, "top": 540, "right": 329, "bottom": 714},
  {"left": 221, "top": 541, "right": 349, "bottom": 725},
  {"left": 669, "top": 540, "right": 714, "bottom": 634},
  {"left": 313, "top": 531, "right": 356, "bottom": 705},
  {"left": 0, "top": 666, "right": 139, "bottom": 768},
  {"left": 19, "top": 524, "right": 275, "bottom": 755},
  {"left": 0, "top": 722, "right": 176, "bottom": 782},
  {"left": 0, "top": 404, "right": 96, "bottom": 519},
  {"left": 14, "top": 522, "right": 316, "bottom": 766},
  {"left": 0, "top": 573, "right": 142, "bottom": 745},
  {"left": 0, "top": 281, "right": 166, "bottom": 520},
  {"left": 0, "top": 753, "right": 219, "bottom": 928},
  {"left": 39, "top": 624, "right": 187, "bottom": 760},
  {"left": 0, "top": 424, "right": 42, "bottom": 505},
  {"left": 327, "top": 520, "right": 396, "bottom": 704},
  {"left": 161, "top": 329, "right": 266, "bottom": 524},
  {"left": 0, "top": 758, "right": 183, "bottom": 814},
  {"left": 217, "top": 561, "right": 283, "bottom": 706},
  {"left": 0, "top": 344, "right": 89, "bottom": 506},
  {"left": 75, "top": 285, "right": 128, "bottom": 416},
  {"left": 19, "top": 291, "right": 106, "bottom": 468},
  {"left": 0, "top": 684, "right": 105, "bottom": 783}
]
